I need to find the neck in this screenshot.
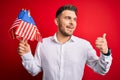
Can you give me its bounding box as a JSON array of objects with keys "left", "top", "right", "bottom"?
[{"left": 56, "top": 32, "right": 71, "bottom": 44}]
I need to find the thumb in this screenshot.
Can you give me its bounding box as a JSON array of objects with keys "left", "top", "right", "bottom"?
[
  {"left": 24, "top": 40, "right": 29, "bottom": 46},
  {"left": 103, "top": 33, "right": 106, "bottom": 39}
]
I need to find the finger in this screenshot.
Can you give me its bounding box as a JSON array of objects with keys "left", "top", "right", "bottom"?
[
  {"left": 24, "top": 40, "right": 29, "bottom": 47},
  {"left": 96, "top": 40, "right": 104, "bottom": 43},
  {"left": 19, "top": 43, "right": 27, "bottom": 49},
  {"left": 18, "top": 46, "right": 25, "bottom": 51},
  {"left": 20, "top": 40, "right": 29, "bottom": 47},
  {"left": 96, "top": 38, "right": 104, "bottom": 42},
  {"left": 103, "top": 33, "right": 106, "bottom": 39},
  {"left": 96, "top": 45, "right": 102, "bottom": 49},
  {"left": 18, "top": 47, "right": 25, "bottom": 54},
  {"left": 18, "top": 50, "right": 25, "bottom": 54},
  {"left": 19, "top": 40, "right": 25, "bottom": 45},
  {"left": 20, "top": 40, "right": 26, "bottom": 44},
  {"left": 96, "top": 44, "right": 101, "bottom": 47},
  {"left": 24, "top": 40, "right": 27, "bottom": 44},
  {"left": 95, "top": 41, "right": 104, "bottom": 45},
  {"left": 96, "top": 37, "right": 103, "bottom": 40},
  {"left": 95, "top": 40, "right": 104, "bottom": 46},
  {"left": 96, "top": 44, "right": 104, "bottom": 50}
]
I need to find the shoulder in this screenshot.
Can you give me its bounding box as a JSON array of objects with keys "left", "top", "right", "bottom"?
[
  {"left": 73, "top": 35, "right": 93, "bottom": 49},
  {"left": 36, "top": 36, "right": 53, "bottom": 47},
  {"left": 38, "top": 36, "right": 54, "bottom": 44},
  {"left": 42, "top": 36, "right": 52, "bottom": 41},
  {"left": 72, "top": 35, "right": 90, "bottom": 44}
]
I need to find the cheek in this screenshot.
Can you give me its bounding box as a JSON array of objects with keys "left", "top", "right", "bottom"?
[
  {"left": 74, "top": 23, "right": 77, "bottom": 30},
  {"left": 59, "top": 19, "right": 64, "bottom": 25},
  {"left": 73, "top": 21, "right": 77, "bottom": 28},
  {"left": 58, "top": 23, "right": 65, "bottom": 31},
  {"left": 59, "top": 21, "right": 67, "bottom": 29},
  {"left": 61, "top": 19, "right": 69, "bottom": 25},
  {"left": 74, "top": 21, "right": 77, "bottom": 26}
]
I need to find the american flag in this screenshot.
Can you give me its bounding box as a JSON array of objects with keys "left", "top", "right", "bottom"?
[{"left": 9, "top": 9, "right": 42, "bottom": 42}]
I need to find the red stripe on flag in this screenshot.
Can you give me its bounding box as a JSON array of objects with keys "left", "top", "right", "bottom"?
[
  {"left": 24, "top": 24, "right": 32, "bottom": 40},
  {"left": 27, "top": 25, "right": 35, "bottom": 40},
  {"left": 15, "top": 20, "right": 24, "bottom": 35},
  {"left": 10, "top": 18, "right": 42, "bottom": 42}
]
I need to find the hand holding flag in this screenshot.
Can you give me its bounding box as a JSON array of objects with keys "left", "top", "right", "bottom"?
[
  {"left": 9, "top": 9, "right": 42, "bottom": 42},
  {"left": 18, "top": 40, "right": 31, "bottom": 56}
]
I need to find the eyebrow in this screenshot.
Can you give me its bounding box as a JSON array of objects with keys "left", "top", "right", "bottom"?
[{"left": 65, "top": 15, "right": 77, "bottom": 19}]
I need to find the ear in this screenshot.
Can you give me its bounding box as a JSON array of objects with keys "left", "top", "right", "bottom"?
[{"left": 54, "top": 18, "right": 58, "bottom": 26}]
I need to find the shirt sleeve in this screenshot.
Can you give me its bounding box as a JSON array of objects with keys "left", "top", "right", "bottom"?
[
  {"left": 86, "top": 43, "right": 112, "bottom": 75},
  {"left": 21, "top": 42, "right": 42, "bottom": 76}
]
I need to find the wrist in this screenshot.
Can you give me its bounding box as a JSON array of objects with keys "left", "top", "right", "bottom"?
[
  {"left": 101, "top": 48, "right": 108, "bottom": 54},
  {"left": 102, "top": 48, "right": 111, "bottom": 56}
]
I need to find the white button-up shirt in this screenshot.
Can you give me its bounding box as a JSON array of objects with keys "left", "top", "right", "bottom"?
[{"left": 21, "top": 34, "right": 112, "bottom": 80}]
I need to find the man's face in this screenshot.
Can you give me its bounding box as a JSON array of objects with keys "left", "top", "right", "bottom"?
[{"left": 56, "top": 10, "right": 77, "bottom": 36}]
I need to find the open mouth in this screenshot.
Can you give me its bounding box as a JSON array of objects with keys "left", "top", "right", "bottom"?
[
  {"left": 66, "top": 26, "right": 74, "bottom": 29},
  {"left": 66, "top": 26, "right": 74, "bottom": 32}
]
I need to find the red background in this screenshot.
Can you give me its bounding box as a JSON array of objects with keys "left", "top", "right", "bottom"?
[{"left": 0, "top": 0, "right": 120, "bottom": 80}]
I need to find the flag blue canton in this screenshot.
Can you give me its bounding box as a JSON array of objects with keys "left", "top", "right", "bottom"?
[{"left": 18, "top": 9, "right": 36, "bottom": 25}]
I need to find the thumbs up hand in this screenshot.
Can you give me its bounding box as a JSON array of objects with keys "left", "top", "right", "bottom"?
[{"left": 95, "top": 33, "right": 108, "bottom": 54}]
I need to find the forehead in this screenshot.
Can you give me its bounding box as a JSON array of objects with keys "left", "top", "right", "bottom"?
[{"left": 60, "top": 10, "right": 77, "bottom": 18}]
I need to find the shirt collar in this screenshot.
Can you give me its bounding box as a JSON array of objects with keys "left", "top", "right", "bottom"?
[{"left": 51, "top": 33, "right": 76, "bottom": 43}]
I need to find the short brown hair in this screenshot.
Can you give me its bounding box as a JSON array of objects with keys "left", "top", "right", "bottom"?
[{"left": 56, "top": 4, "right": 77, "bottom": 18}]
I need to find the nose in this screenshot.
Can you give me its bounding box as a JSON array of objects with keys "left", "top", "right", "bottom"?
[
  {"left": 69, "top": 19, "right": 73, "bottom": 25},
  {"left": 70, "top": 19, "right": 76, "bottom": 26}
]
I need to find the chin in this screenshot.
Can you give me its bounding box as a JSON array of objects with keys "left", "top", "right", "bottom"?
[
  {"left": 60, "top": 30, "right": 73, "bottom": 36},
  {"left": 64, "top": 33, "right": 73, "bottom": 36}
]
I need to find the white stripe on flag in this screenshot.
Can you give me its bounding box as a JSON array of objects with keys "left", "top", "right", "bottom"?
[
  {"left": 36, "top": 31, "right": 40, "bottom": 41},
  {"left": 30, "top": 27, "right": 36, "bottom": 40},
  {"left": 19, "top": 22, "right": 27, "bottom": 37},
  {"left": 12, "top": 21, "right": 20, "bottom": 27},
  {"left": 21, "top": 23, "right": 30, "bottom": 38},
  {"left": 27, "top": 25, "right": 35, "bottom": 40},
  {"left": 15, "top": 20, "right": 24, "bottom": 35},
  {"left": 10, "top": 19, "right": 21, "bottom": 30},
  {"left": 24, "top": 23, "right": 32, "bottom": 40}
]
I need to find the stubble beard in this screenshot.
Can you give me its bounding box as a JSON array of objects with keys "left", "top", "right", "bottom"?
[
  {"left": 59, "top": 27, "right": 73, "bottom": 37},
  {"left": 57, "top": 19, "right": 74, "bottom": 37}
]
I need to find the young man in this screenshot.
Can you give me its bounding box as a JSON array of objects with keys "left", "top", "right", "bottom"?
[{"left": 18, "top": 5, "right": 112, "bottom": 80}]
